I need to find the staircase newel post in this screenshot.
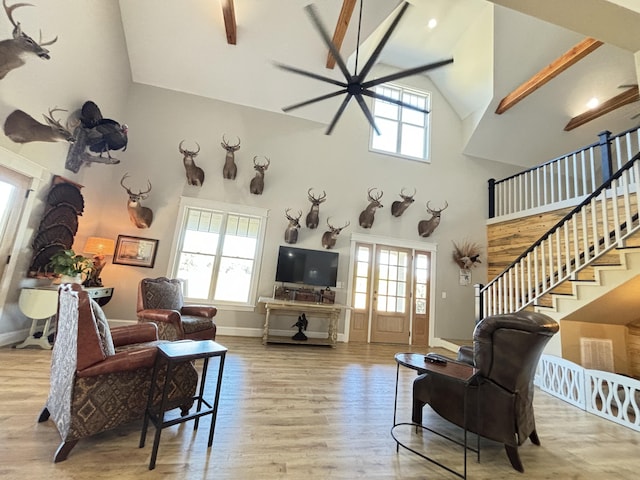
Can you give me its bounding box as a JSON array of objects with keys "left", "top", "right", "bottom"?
[
  {"left": 598, "top": 130, "right": 613, "bottom": 182},
  {"left": 474, "top": 283, "right": 484, "bottom": 324},
  {"left": 488, "top": 179, "right": 496, "bottom": 218}
]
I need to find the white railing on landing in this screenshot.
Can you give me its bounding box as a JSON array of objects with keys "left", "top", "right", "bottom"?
[
  {"left": 536, "top": 354, "right": 640, "bottom": 432},
  {"left": 489, "top": 127, "right": 640, "bottom": 221},
  {"left": 477, "top": 151, "right": 640, "bottom": 318}
]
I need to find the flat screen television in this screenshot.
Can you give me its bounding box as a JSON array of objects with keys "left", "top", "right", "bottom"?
[{"left": 275, "top": 246, "right": 339, "bottom": 288}]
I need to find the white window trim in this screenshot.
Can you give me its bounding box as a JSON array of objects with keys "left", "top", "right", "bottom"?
[
  {"left": 368, "top": 83, "right": 432, "bottom": 163},
  {"left": 167, "top": 196, "right": 269, "bottom": 311}
]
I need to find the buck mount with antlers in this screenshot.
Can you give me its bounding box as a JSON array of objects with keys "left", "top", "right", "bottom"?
[
  {"left": 120, "top": 174, "right": 153, "bottom": 229},
  {"left": 179, "top": 140, "right": 205, "bottom": 186},
  {"left": 358, "top": 188, "right": 384, "bottom": 229},
  {"left": 0, "top": 0, "right": 57, "bottom": 80},
  {"left": 305, "top": 188, "right": 326, "bottom": 229},
  {"left": 3, "top": 108, "right": 74, "bottom": 144},
  {"left": 321, "top": 218, "right": 350, "bottom": 249},
  {"left": 284, "top": 209, "right": 302, "bottom": 244},
  {"left": 418, "top": 201, "right": 448, "bottom": 237},
  {"left": 221, "top": 135, "right": 240, "bottom": 179},
  {"left": 250, "top": 156, "right": 270, "bottom": 195}
]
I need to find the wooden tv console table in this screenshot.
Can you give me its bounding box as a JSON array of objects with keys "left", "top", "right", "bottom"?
[{"left": 258, "top": 297, "right": 346, "bottom": 347}]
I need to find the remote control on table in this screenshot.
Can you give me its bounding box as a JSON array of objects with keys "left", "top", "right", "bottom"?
[{"left": 424, "top": 353, "right": 448, "bottom": 365}]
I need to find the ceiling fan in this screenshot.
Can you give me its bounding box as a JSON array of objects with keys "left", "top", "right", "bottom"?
[{"left": 276, "top": 1, "right": 454, "bottom": 135}]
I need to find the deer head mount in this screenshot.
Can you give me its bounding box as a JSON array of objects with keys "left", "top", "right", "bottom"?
[
  {"left": 3, "top": 107, "right": 74, "bottom": 144},
  {"left": 321, "top": 217, "right": 350, "bottom": 249},
  {"left": 358, "top": 188, "right": 384, "bottom": 229},
  {"left": 418, "top": 201, "right": 448, "bottom": 237},
  {"left": 249, "top": 156, "right": 270, "bottom": 195},
  {"left": 221, "top": 134, "right": 240, "bottom": 179},
  {"left": 0, "top": 0, "right": 57, "bottom": 80},
  {"left": 305, "top": 188, "right": 326, "bottom": 229},
  {"left": 391, "top": 187, "right": 416, "bottom": 217},
  {"left": 179, "top": 140, "right": 205, "bottom": 187},
  {"left": 120, "top": 173, "right": 153, "bottom": 229},
  {"left": 284, "top": 208, "right": 302, "bottom": 244}
]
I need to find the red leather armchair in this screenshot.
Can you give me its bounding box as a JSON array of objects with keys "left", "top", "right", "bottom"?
[
  {"left": 38, "top": 284, "right": 197, "bottom": 462},
  {"left": 412, "top": 311, "right": 559, "bottom": 473},
  {"left": 137, "top": 277, "right": 217, "bottom": 341}
]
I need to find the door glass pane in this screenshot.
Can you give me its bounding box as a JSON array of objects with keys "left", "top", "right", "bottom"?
[{"left": 354, "top": 292, "right": 367, "bottom": 309}]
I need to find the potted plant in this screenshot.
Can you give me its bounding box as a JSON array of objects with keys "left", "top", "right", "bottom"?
[{"left": 47, "top": 249, "right": 94, "bottom": 284}]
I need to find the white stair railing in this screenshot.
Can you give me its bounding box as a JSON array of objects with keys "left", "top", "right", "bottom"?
[{"left": 478, "top": 151, "right": 640, "bottom": 318}]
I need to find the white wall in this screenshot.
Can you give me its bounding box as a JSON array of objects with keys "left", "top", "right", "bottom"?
[{"left": 0, "top": 1, "right": 518, "bottom": 343}]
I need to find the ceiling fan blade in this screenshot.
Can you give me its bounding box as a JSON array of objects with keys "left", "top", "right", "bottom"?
[
  {"left": 325, "top": 94, "right": 353, "bottom": 135},
  {"left": 354, "top": 93, "right": 380, "bottom": 135},
  {"left": 357, "top": 2, "right": 410, "bottom": 81},
  {"left": 305, "top": 4, "right": 352, "bottom": 81},
  {"left": 282, "top": 89, "right": 349, "bottom": 112},
  {"left": 361, "top": 89, "right": 430, "bottom": 114},
  {"left": 362, "top": 58, "right": 454, "bottom": 89},
  {"left": 275, "top": 62, "right": 348, "bottom": 88}
]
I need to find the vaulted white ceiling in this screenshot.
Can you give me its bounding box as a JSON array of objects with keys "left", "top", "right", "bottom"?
[{"left": 119, "top": 0, "right": 640, "bottom": 167}]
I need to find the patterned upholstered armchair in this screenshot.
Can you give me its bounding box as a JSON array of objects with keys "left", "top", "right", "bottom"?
[
  {"left": 38, "top": 284, "right": 198, "bottom": 462},
  {"left": 137, "top": 277, "right": 217, "bottom": 341}
]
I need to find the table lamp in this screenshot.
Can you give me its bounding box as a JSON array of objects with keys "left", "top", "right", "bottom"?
[{"left": 83, "top": 236, "right": 115, "bottom": 287}]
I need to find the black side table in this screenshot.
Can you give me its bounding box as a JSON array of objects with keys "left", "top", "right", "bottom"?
[{"left": 139, "top": 340, "right": 227, "bottom": 470}]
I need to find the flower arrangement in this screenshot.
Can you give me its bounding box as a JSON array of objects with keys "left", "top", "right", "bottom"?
[{"left": 452, "top": 241, "right": 482, "bottom": 269}]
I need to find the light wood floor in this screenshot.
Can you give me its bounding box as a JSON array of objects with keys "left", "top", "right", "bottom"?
[{"left": 1, "top": 336, "right": 639, "bottom": 479}]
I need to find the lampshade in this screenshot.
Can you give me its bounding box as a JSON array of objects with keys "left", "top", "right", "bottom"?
[{"left": 83, "top": 237, "right": 115, "bottom": 256}]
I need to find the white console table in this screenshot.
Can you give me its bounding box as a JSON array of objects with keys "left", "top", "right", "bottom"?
[
  {"left": 16, "top": 285, "right": 114, "bottom": 349},
  {"left": 258, "top": 297, "right": 347, "bottom": 347}
]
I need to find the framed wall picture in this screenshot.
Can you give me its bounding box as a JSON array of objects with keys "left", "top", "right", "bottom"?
[{"left": 113, "top": 235, "right": 159, "bottom": 268}]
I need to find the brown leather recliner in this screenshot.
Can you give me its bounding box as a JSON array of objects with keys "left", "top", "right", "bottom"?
[
  {"left": 137, "top": 277, "right": 217, "bottom": 341},
  {"left": 412, "top": 311, "right": 559, "bottom": 473},
  {"left": 38, "top": 283, "right": 198, "bottom": 462}
]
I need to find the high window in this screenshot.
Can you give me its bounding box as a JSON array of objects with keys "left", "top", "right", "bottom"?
[
  {"left": 168, "top": 197, "right": 268, "bottom": 309},
  {"left": 369, "top": 84, "right": 431, "bottom": 161}
]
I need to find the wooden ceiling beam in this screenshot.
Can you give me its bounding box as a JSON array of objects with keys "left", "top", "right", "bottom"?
[
  {"left": 221, "top": 0, "right": 237, "bottom": 45},
  {"left": 326, "top": 0, "right": 357, "bottom": 69},
  {"left": 564, "top": 86, "right": 639, "bottom": 131},
  {"left": 495, "top": 37, "right": 603, "bottom": 114}
]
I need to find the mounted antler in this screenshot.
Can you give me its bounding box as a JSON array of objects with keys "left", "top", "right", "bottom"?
[
  {"left": 4, "top": 107, "right": 75, "bottom": 144},
  {"left": 179, "top": 140, "right": 205, "bottom": 186},
  {"left": 221, "top": 134, "right": 241, "bottom": 179},
  {"left": 391, "top": 187, "right": 416, "bottom": 217},
  {"left": 418, "top": 200, "right": 448, "bottom": 237},
  {"left": 0, "top": 0, "right": 57, "bottom": 80},
  {"left": 120, "top": 173, "right": 154, "bottom": 229},
  {"left": 358, "top": 188, "right": 384, "bottom": 229},
  {"left": 249, "top": 156, "right": 270, "bottom": 195},
  {"left": 322, "top": 217, "right": 350, "bottom": 249},
  {"left": 284, "top": 208, "right": 302, "bottom": 244},
  {"left": 306, "top": 188, "right": 326, "bottom": 229}
]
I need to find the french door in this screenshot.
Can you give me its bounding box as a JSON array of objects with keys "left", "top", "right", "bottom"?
[{"left": 349, "top": 241, "right": 432, "bottom": 345}]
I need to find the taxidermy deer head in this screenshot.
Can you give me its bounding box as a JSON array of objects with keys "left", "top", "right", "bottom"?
[
  {"left": 321, "top": 218, "right": 350, "bottom": 249},
  {"left": 0, "top": 0, "right": 57, "bottom": 80},
  {"left": 284, "top": 209, "right": 302, "bottom": 244},
  {"left": 250, "top": 156, "right": 270, "bottom": 195},
  {"left": 221, "top": 134, "right": 240, "bottom": 179},
  {"left": 3, "top": 108, "right": 74, "bottom": 143},
  {"left": 305, "top": 188, "right": 326, "bottom": 229},
  {"left": 120, "top": 174, "right": 153, "bottom": 229},
  {"left": 391, "top": 187, "right": 416, "bottom": 217},
  {"left": 179, "top": 140, "right": 205, "bottom": 186},
  {"left": 358, "top": 188, "right": 384, "bottom": 229},
  {"left": 418, "top": 201, "right": 448, "bottom": 237}
]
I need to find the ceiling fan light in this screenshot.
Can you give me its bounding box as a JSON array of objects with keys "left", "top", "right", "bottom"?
[
  {"left": 427, "top": 18, "right": 437, "bottom": 29},
  {"left": 586, "top": 97, "right": 599, "bottom": 109}
]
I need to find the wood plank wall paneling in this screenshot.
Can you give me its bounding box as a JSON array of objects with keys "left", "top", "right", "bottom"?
[{"left": 487, "top": 207, "right": 574, "bottom": 279}]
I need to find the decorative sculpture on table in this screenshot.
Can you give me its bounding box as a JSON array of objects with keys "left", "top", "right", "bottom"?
[
  {"left": 0, "top": 0, "right": 57, "bottom": 80},
  {"left": 179, "top": 140, "right": 205, "bottom": 186},
  {"left": 305, "top": 188, "right": 326, "bottom": 229},
  {"left": 358, "top": 188, "right": 383, "bottom": 228},
  {"left": 249, "top": 156, "right": 270, "bottom": 195},
  {"left": 321, "top": 217, "right": 350, "bottom": 249},
  {"left": 390, "top": 188, "right": 416, "bottom": 217},
  {"left": 292, "top": 313, "right": 308, "bottom": 341},
  {"left": 418, "top": 201, "right": 448, "bottom": 237},
  {"left": 221, "top": 134, "right": 240, "bottom": 179},
  {"left": 284, "top": 209, "right": 302, "bottom": 244}
]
